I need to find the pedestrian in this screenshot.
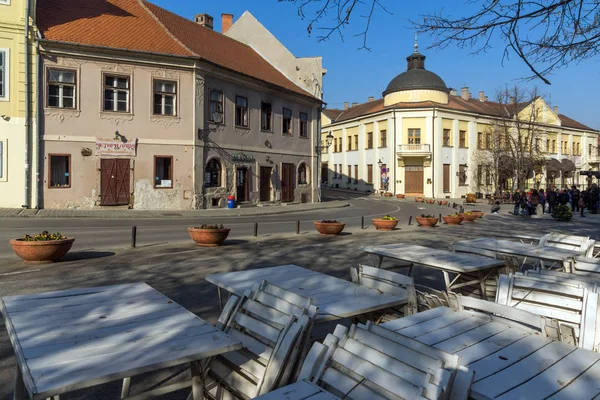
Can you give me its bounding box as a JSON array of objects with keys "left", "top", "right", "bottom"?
[
  {"left": 589, "top": 184, "right": 599, "bottom": 214},
  {"left": 546, "top": 187, "right": 557, "bottom": 214},
  {"left": 579, "top": 190, "right": 587, "bottom": 217},
  {"left": 558, "top": 189, "right": 569, "bottom": 205},
  {"left": 571, "top": 186, "right": 580, "bottom": 212},
  {"left": 520, "top": 192, "right": 529, "bottom": 216},
  {"left": 539, "top": 189, "right": 546, "bottom": 214},
  {"left": 529, "top": 189, "right": 540, "bottom": 215},
  {"left": 512, "top": 189, "right": 521, "bottom": 215}
]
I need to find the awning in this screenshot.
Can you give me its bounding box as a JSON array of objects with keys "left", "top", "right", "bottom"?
[
  {"left": 561, "top": 159, "right": 576, "bottom": 173},
  {"left": 545, "top": 158, "right": 562, "bottom": 172}
]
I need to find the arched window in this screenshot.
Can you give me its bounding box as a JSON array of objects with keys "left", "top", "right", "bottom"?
[
  {"left": 298, "top": 163, "right": 308, "bottom": 185},
  {"left": 205, "top": 159, "right": 221, "bottom": 187}
]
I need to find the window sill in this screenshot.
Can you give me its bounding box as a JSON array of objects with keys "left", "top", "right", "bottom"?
[
  {"left": 379, "top": 146, "right": 387, "bottom": 149},
  {"left": 347, "top": 149, "right": 359, "bottom": 152},
  {"left": 299, "top": 135, "right": 309, "bottom": 139},
  {"left": 365, "top": 147, "right": 374, "bottom": 150},
  {"left": 101, "top": 110, "right": 132, "bottom": 115},
  {"left": 154, "top": 186, "right": 174, "bottom": 190},
  {"left": 152, "top": 113, "right": 178, "bottom": 118},
  {"left": 442, "top": 145, "right": 453, "bottom": 148},
  {"left": 282, "top": 133, "right": 293, "bottom": 137},
  {"left": 45, "top": 106, "right": 79, "bottom": 111},
  {"left": 235, "top": 125, "right": 251, "bottom": 130},
  {"left": 458, "top": 184, "right": 468, "bottom": 187},
  {"left": 260, "top": 129, "right": 273, "bottom": 134},
  {"left": 459, "top": 146, "right": 469, "bottom": 149},
  {"left": 49, "top": 186, "right": 71, "bottom": 189}
]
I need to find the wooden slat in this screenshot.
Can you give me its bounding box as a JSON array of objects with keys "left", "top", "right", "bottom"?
[
  {"left": 320, "top": 366, "right": 399, "bottom": 400},
  {"left": 382, "top": 307, "right": 454, "bottom": 332},
  {"left": 235, "top": 313, "right": 282, "bottom": 344},
  {"left": 254, "top": 291, "right": 305, "bottom": 317},
  {"left": 581, "top": 292, "right": 599, "bottom": 351},
  {"left": 417, "top": 315, "right": 491, "bottom": 346},
  {"left": 209, "top": 357, "right": 258, "bottom": 399},
  {"left": 444, "top": 324, "right": 526, "bottom": 362},
  {"left": 512, "top": 278, "right": 585, "bottom": 298},
  {"left": 262, "top": 282, "right": 312, "bottom": 309},
  {"left": 253, "top": 381, "right": 340, "bottom": 400},
  {"left": 510, "top": 288, "right": 583, "bottom": 311},
  {"left": 359, "top": 265, "right": 413, "bottom": 285},
  {"left": 228, "top": 328, "right": 273, "bottom": 361},
  {"left": 549, "top": 359, "right": 600, "bottom": 400},
  {"left": 2, "top": 283, "right": 148, "bottom": 304},
  {"left": 400, "top": 311, "right": 475, "bottom": 338},
  {"left": 243, "top": 299, "right": 293, "bottom": 329},
  {"left": 220, "top": 349, "right": 266, "bottom": 383}
]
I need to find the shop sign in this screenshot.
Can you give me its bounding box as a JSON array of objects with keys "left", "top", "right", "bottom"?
[
  {"left": 231, "top": 153, "right": 255, "bottom": 163},
  {"left": 96, "top": 138, "right": 137, "bottom": 156}
]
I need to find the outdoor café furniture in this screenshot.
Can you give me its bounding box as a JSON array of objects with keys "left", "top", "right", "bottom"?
[
  {"left": 380, "top": 305, "right": 600, "bottom": 399},
  {"left": 571, "top": 256, "right": 600, "bottom": 275},
  {"left": 510, "top": 233, "right": 599, "bottom": 257},
  {"left": 454, "top": 237, "right": 581, "bottom": 271},
  {"left": 525, "top": 268, "right": 600, "bottom": 292},
  {"left": 205, "top": 281, "right": 317, "bottom": 399},
  {"left": 205, "top": 264, "right": 409, "bottom": 323},
  {"left": 360, "top": 243, "right": 505, "bottom": 300},
  {"left": 0, "top": 283, "right": 241, "bottom": 400}
]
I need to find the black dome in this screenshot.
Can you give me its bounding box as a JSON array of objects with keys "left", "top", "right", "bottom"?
[{"left": 383, "top": 49, "right": 448, "bottom": 95}]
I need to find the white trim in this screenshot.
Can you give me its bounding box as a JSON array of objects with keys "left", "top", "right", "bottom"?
[
  {"left": 0, "top": 0, "right": 10, "bottom": 6},
  {"left": 0, "top": 48, "right": 9, "bottom": 102},
  {"left": 0, "top": 138, "right": 7, "bottom": 181}
]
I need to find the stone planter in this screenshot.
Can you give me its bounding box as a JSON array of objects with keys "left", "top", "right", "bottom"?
[
  {"left": 415, "top": 197, "right": 424, "bottom": 203},
  {"left": 10, "top": 237, "right": 75, "bottom": 263},
  {"left": 372, "top": 219, "right": 398, "bottom": 231},
  {"left": 415, "top": 217, "right": 438, "bottom": 227},
  {"left": 471, "top": 210, "right": 484, "bottom": 218},
  {"left": 396, "top": 194, "right": 405, "bottom": 199},
  {"left": 460, "top": 213, "right": 478, "bottom": 222},
  {"left": 443, "top": 215, "right": 464, "bottom": 225},
  {"left": 384, "top": 192, "right": 393, "bottom": 198},
  {"left": 188, "top": 227, "right": 230, "bottom": 247},
  {"left": 425, "top": 199, "right": 435, "bottom": 204},
  {"left": 438, "top": 200, "right": 448, "bottom": 206},
  {"left": 314, "top": 221, "right": 345, "bottom": 236}
]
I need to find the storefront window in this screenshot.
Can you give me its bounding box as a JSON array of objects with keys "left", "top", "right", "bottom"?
[
  {"left": 205, "top": 158, "right": 222, "bottom": 187},
  {"left": 49, "top": 154, "right": 71, "bottom": 188},
  {"left": 154, "top": 156, "right": 173, "bottom": 188}
]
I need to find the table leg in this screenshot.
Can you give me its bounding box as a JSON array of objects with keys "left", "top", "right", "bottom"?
[
  {"left": 121, "top": 377, "right": 131, "bottom": 399},
  {"left": 443, "top": 271, "right": 451, "bottom": 292},
  {"left": 190, "top": 361, "right": 205, "bottom": 400},
  {"left": 13, "top": 368, "right": 24, "bottom": 400},
  {"left": 217, "top": 287, "right": 223, "bottom": 311}
]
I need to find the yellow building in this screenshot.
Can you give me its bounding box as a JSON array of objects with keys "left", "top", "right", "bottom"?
[
  {"left": 321, "top": 45, "right": 599, "bottom": 197},
  {"left": 0, "top": 0, "right": 38, "bottom": 208}
]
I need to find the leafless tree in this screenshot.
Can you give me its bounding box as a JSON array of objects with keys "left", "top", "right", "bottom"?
[
  {"left": 415, "top": 1, "right": 600, "bottom": 84},
  {"left": 280, "top": 0, "right": 392, "bottom": 49}
]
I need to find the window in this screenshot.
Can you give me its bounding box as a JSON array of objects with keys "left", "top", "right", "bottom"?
[
  {"left": 354, "top": 165, "right": 358, "bottom": 184},
  {"left": 299, "top": 112, "right": 308, "bottom": 137},
  {"left": 477, "top": 165, "right": 482, "bottom": 186},
  {"left": 209, "top": 90, "right": 224, "bottom": 123},
  {"left": 535, "top": 138, "right": 541, "bottom": 152},
  {"left": 103, "top": 75, "right": 130, "bottom": 112},
  {"left": 49, "top": 154, "right": 71, "bottom": 188},
  {"left": 347, "top": 136, "right": 352, "bottom": 151},
  {"left": 333, "top": 138, "right": 338, "bottom": 152},
  {"left": 153, "top": 80, "right": 176, "bottom": 116},
  {"left": 408, "top": 129, "right": 421, "bottom": 144},
  {"left": 298, "top": 163, "right": 307, "bottom": 184},
  {"left": 485, "top": 166, "right": 491, "bottom": 185},
  {"left": 552, "top": 140, "right": 556, "bottom": 153},
  {"left": 337, "top": 164, "right": 341, "bottom": 179},
  {"left": 590, "top": 144, "right": 593, "bottom": 156},
  {"left": 546, "top": 139, "right": 550, "bottom": 153},
  {"left": 354, "top": 135, "right": 358, "bottom": 150},
  {"left": 261, "top": 102, "right": 272, "bottom": 131},
  {"left": 234, "top": 96, "right": 249, "bottom": 127},
  {"left": 367, "top": 132, "right": 373, "bottom": 148},
  {"left": 282, "top": 108, "right": 292, "bottom": 135},
  {"left": 459, "top": 131, "right": 467, "bottom": 148},
  {"left": 380, "top": 130, "right": 387, "bottom": 148},
  {"left": 154, "top": 156, "right": 173, "bottom": 188},
  {"left": 47, "top": 69, "right": 75, "bottom": 109},
  {"left": 477, "top": 132, "right": 483, "bottom": 149},
  {"left": 204, "top": 158, "right": 221, "bottom": 187},
  {"left": 333, "top": 164, "right": 338, "bottom": 179},
  {"left": 458, "top": 164, "right": 467, "bottom": 186},
  {"left": 367, "top": 164, "right": 373, "bottom": 184},
  {"left": 485, "top": 133, "right": 492, "bottom": 149},
  {"left": 347, "top": 165, "right": 352, "bottom": 183},
  {"left": 0, "top": 49, "right": 7, "bottom": 101},
  {"left": 443, "top": 129, "right": 451, "bottom": 146},
  {"left": 576, "top": 142, "right": 580, "bottom": 155}
]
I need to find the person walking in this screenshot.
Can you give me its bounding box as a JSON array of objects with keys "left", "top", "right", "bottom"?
[
  {"left": 512, "top": 189, "right": 521, "bottom": 215},
  {"left": 520, "top": 192, "right": 529, "bottom": 216},
  {"left": 539, "top": 189, "right": 546, "bottom": 214},
  {"left": 571, "top": 186, "right": 580, "bottom": 212},
  {"left": 546, "top": 187, "right": 557, "bottom": 214},
  {"left": 580, "top": 189, "right": 587, "bottom": 217}
]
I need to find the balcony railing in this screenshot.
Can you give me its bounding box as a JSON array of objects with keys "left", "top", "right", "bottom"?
[{"left": 397, "top": 144, "right": 431, "bottom": 153}]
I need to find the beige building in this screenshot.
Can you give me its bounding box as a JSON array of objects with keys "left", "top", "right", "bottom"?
[
  {"left": 37, "top": 0, "right": 322, "bottom": 210},
  {"left": 322, "top": 46, "right": 599, "bottom": 198}
]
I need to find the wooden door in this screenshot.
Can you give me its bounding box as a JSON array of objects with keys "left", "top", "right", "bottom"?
[
  {"left": 236, "top": 167, "right": 249, "bottom": 202},
  {"left": 260, "top": 166, "right": 272, "bottom": 202},
  {"left": 281, "top": 163, "right": 295, "bottom": 202},
  {"left": 404, "top": 166, "right": 424, "bottom": 194},
  {"left": 321, "top": 163, "right": 328, "bottom": 184},
  {"left": 100, "top": 159, "right": 130, "bottom": 206},
  {"left": 443, "top": 164, "right": 450, "bottom": 193}
]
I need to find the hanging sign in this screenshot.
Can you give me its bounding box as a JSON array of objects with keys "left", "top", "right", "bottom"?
[
  {"left": 96, "top": 138, "right": 137, "bottom": 156},
  {"left": 231, "top": 153, "right": 255, "bottom": 163}
]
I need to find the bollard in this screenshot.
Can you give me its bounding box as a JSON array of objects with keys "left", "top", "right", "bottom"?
[
  {"left": 131, "top": 226, "right": 137, "bottom": 248},
  {"left": 439, "top": 213, "right": 442, "bottom": 221},
  {"left": 361, "top": 216, "right": 365, "bottom": 229},
  {"left": 296, "top": 220, "right": 300, "bottom": 234},
  {"left": 408, "top": 216, "right": 412, "bottom": 225},
  {"left": 254, "top": 222, "right": 258, "bottom": 237}
]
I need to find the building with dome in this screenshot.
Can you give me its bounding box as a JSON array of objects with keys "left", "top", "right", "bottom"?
[{"left": 321, "top": 44, "right": 599, "bottom": 197}]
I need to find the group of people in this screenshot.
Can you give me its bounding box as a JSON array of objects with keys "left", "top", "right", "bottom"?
[{"left": 511, "top": 185, "right": 600, "bottom": 217}]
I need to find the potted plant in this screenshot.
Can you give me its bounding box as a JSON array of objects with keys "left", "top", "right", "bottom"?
[
  {"left": 188, "top": 224, "right": 230, "bottom": 247},
  {"left": 442, "top": 214, "right": 464, "bottom": 225},
  {"left": 471, "top": 210, "right": 484, "bottom": 218},
  {"left": 10, "top": 231, "right": 74, "bottom": 263},
  {"left": 396, "top": 194, "right": 405, "bottom": 199},
  {"left": 416, "top": 214, "right": 438, "bottom": 227},
  {"left": 372, "top": 215, "right": 398, "bottom": 231},
  {"left": 425, "top": 199, "right": 436, "bottom": 204},
  {"left": 384, "top": 192, "right": 393, "bottom": 198},
  {"left": 314, "top": 220, "right": 345, "bottom": 235},
  {"left": 438, "top": 200, "right": 448, "bottom": 206},
  {"left": 415, "top": 197, "right": 425, "bottom": 203},
  {"left": 460, "top": 212, "right": 478, "bottom": 222},
  {"left": 551, "top": 204, "right": 573, "bottom": 221}
]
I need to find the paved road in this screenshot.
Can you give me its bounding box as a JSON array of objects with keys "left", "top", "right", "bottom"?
[{"left": 0, "top": 190, "right": 449, "bottom": 257}]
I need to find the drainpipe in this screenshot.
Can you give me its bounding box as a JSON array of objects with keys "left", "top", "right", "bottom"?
[
  {"left": 192, "top": 61, "right": 197, "bottom": 209},
  {"left": 393, "top": 109, "right": 397, "bottom": 195},
  {"left": 35, "top": 31, "right": 41, "bottom": 209},
  {"left": 316, "top": 105, "right": 323, "bottom": 202},
  {"left": 23, "top": 0, "right": 31, "bottom": 208}
]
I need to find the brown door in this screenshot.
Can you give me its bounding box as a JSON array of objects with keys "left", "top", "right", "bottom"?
[
  {"left": 100, "top": 159, "right": 130, "bottom": 206},
  {"left": 236, "top": 167, "right": 249, "bottom": 202},
  {"left": 443, "top": 164, "right": 450, "bottom": 193},
  {"left": 281, "top": 163, "right": 295, "bottom": 202},
  {"left": 404, "top": 165, "right": 424, "bottom": 194},
  {"left": 260, "top": 166, "right": 272, "bottom": 202}
]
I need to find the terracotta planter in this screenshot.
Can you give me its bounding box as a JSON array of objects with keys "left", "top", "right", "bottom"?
[
  {"left": 314, "top": 221, "right": 345, "bottom": 236},
  {"left": 443, "top": 215, "right": 464, "bottom": 225},
  {"left": 384, "top": 192, "right": 393, "bottom": 198},
  {"left": 188, "top": 227, "right": 230, "bottom": 247},
  {"left": 10, "top": 237, "right": 75, "bottom": 263},
  {"left": 372, "top": 219, "right": 398, "bottom": 231},
  {"left": 460, "top": 213, "right": 478, "bottom": 222},
  {"left": 415, "top": 217, "right": 438, "bottom": 227},
  {"left": 471, "top": 210, "right": 484, "bottom": 218},
  {"left": 438, "top": 200, "right": 448, "bottom": 206},
  {"left": 425, "top": 199, "right": 435, "bottom": 204},
  {"left": 415, "top": 197, "right": 424, "bottom": 203},
  {"left": 396, "top": 194, "right": 405, "bottom": 199}
]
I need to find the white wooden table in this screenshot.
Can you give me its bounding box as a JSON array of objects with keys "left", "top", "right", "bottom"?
[
  {"left": 1, "top": 283, "right": 241, "bottom": 400},
  {"left": 455, "top": 237, "right": 581, "bottom": 270},
  {"left": 205, "top": 264, "right": 408, "bottom": 322},
  {"left": 381, "top": 306, "right": 600, "bottom": 399},
  {"left": 361, "top": 243, "right": 505, "bottom": 300}
]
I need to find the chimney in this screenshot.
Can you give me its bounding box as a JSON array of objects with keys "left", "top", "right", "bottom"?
[
  {"left": 509, "top": 96, "right": 515, "bottom": 104},
  {"left": 368, "top": 96, "right": 375, "bottom": 102},
  {"left": 553, "top": 105, "right": 559, "bottom": 114},
  {"left": 352, "top": 102, "right": 359, "bottom": 108},
  {"left": 450, "top": 89, "right": 457, "bottom": 96},
  {"left": 479, "top": 91, "right": 485, "bottom": 102},
  {"left": 221, "top": 13, "right": 233, "bottom": 34},
  {"left": 195, "top": 14, "right": 214, "bottom": 29},
  {"left": 461, "top": 87, "right": 469, "bottom": 100},
  {"left": 484, "top": 95, "right": 489, "bottom": 102},
  {"left": 344, "top": 102, "right": 349, "bottom": 110}
]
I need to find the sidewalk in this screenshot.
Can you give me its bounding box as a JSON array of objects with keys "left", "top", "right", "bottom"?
[{"left": 0, "top": 200, "right": 350, "bottom": 219}]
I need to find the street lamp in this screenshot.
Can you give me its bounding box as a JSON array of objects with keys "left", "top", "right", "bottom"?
[
  {"left": 377, "top": 159, "right": 383, "bottom": 169},
  {"left": 316, "top": 131, "right": 334, "bottom": 154}
]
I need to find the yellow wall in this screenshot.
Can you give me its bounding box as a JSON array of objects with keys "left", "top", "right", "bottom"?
[
  {"left": 321, "top": 112, "right": 332, "bottom": 127},
  {"left": 402, "top": 117, "right": 426, "bottom": 144},
  {"left": 384, "top": 89, "right": 448, "bottom": 106},
  {"left": 364, "top": 122, "right": 373, "bottom": 148},
  {"left": 518, "top": 97, "right": 560, "bottom": 126},
  {"left": 378, "top": 120, "right": 388, "bottom": 132},
  {"left": 332, "top": 129, "right": 342, "bottom": 151}
]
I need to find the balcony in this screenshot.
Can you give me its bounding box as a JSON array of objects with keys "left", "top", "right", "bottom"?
[{"left": 397, "top": 144, "right": 431, "bottom": 158}]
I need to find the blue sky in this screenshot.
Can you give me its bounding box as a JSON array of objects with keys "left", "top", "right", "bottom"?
[{"left": 153, "top": 0, "right": 600, "bottom": 129}]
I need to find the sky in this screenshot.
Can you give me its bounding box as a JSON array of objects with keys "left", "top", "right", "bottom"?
[{"left": 152, "top": 0, "right": 600, "bottom": 130}]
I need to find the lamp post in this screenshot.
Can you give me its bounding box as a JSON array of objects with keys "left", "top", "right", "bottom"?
[{"left": 315, "top": 131, "right": 334, "bottom": 202}]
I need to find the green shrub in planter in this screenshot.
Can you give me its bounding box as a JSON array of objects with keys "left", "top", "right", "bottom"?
[{"left": 551, "top": 204, "right": 573, "bottom": 221}]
